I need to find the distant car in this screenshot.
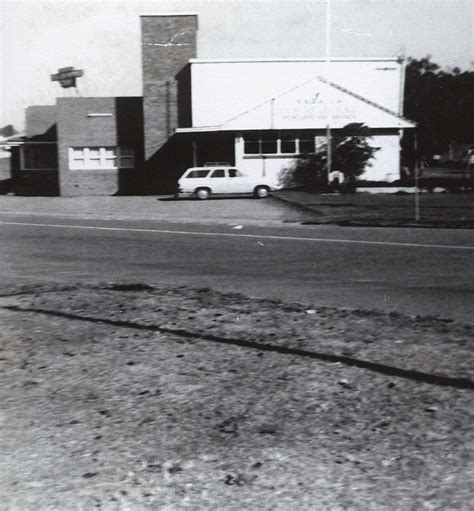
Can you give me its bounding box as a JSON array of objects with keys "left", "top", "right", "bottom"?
[
  {"left": 176, "top": 166, "right": 278, "bottom": 199},
  {"left": 418, "top": 163, "right": 473, "bottom": 192}
]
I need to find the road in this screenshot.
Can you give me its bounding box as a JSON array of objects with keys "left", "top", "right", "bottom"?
[{"left": 0, "top": 201, "right": 473, "bottom": 322}]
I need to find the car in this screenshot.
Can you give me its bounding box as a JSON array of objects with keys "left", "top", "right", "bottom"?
[
  {"left": 176, "top": 166, "right": 278, "bottom": 199},
  {"left": 418, "top": 161, "right": 473, "bottom": 193}
]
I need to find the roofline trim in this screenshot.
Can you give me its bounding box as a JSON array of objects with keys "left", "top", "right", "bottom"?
[
  {"left": 175, "top": 126, "right": 221, "bottom": 134},
  {"left": 139, "top": 12, "right": 198, "bottom": 17},
  {"left": 0, "top": 140, "right": 57, "bottom": 147},
  {"left": 189, "top": 57, "right": 401, "bottom": 64},
  {"left": 175, "top": 125, "right": 415, "bottom": 134}
]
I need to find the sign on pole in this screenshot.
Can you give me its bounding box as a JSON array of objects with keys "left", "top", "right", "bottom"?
[{"left": 51, "top": 67, "right": 84, "bottom": 88}]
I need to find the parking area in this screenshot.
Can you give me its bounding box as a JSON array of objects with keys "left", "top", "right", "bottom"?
[
  {"left": 0, "top": 194, "right": 312, "bottom": 226},
  {"left": 1, "top": 191, "right": 473, "bottom": 228}
]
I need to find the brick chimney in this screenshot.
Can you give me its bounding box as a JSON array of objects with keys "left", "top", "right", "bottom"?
[{"left": 140, "top": 14, "right": 198, "bottom": 160}]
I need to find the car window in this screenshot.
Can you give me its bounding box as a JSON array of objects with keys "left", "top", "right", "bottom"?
[
  {"left": 210, "top": 169, "right": 225, "bottom": 178},
  {"left": 228, "top": 168, "right": 243, "bottom": 177},
  {"left": 186, "top": 170, "right": 210, "bottom": 178}
]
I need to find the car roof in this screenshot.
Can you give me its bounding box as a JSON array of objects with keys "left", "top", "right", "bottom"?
[
  {"left": 185, "top": 166, "right": 234, "bottom": 171},
  {"left": 182, "top": 167, "right": 240, "bottom": 176}
]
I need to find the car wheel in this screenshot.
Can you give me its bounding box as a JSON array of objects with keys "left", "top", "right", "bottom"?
[
  {"left": 254, "top": 186, "right": 269, "bottom": 198},
  {"left": 195, "top": 188, "right": 211, "bottom": 200}
]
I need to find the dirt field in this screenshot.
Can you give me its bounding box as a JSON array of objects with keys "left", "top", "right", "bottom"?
[{"left": 1, "top": 283, "right": 473, "bottom": 510}]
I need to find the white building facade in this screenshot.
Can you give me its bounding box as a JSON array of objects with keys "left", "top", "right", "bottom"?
[{"left": 176, "top": 57, "right": 415, "bottom": 185}]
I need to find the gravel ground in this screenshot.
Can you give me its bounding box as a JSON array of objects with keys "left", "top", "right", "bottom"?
[{"left": 0, "top": 283, "right": 473, "bottom": 510}]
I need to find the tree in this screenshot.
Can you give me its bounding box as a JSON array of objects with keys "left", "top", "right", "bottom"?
[
  {"left": 279, "top": 123, "right": 379, "bottom": 192},
  {"left": 0, "top": 125, "right": 18, "bottom": 138},
  {"left": 403, "top": 57, "right": 474, "bottom": 160}
]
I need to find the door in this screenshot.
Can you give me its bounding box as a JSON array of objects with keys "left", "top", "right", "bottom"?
[
  {"left": 226, "top": 168, "right": 252, "bottom": 193},
  {"left": 208, "top": 168, "right": 228, "bottom": 193}
]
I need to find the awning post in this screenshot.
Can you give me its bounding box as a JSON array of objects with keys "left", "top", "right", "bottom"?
[{"left": 192, "top": 140, "right": 198, "bottom": 167}]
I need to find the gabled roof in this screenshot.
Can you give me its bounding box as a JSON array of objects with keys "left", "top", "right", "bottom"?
[
  {"left": 177, "top": 75, "right": 415, "bottom": 133},
  {"left": 219, "top": 75, "right": 415, "bottom": 130}
]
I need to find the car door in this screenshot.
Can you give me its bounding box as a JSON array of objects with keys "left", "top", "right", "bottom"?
[
  {"left": 180, "top": 168, "right": 211, "bottom": 192},
  {"left": 208, "top": 168, "right": 227, "bottom": 193},
  {"left": 227, "top": 168, "right": 252, "bottom": 193}
]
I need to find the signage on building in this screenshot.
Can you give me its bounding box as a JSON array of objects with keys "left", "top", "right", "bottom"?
[
  {"left": 280, "top": 92, "right": 357, "bottom": 123},
  {"left": 51, "top": 67, "right": 84, "bottom": 88}
]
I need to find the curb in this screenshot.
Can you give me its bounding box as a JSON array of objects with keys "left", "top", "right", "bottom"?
[{"left": 271, "top": 193, "right": 324, "bottom": 218}]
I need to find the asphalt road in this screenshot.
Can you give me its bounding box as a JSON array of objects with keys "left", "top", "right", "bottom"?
[{"left": 0, "top": 204, "right": 473, "bottom": 323}]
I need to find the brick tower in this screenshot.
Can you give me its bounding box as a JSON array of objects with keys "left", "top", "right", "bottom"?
[{"left": 140, "top": 14, "right": 198, "bottom": 161}]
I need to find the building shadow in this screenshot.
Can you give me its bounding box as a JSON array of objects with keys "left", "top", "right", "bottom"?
[
  {"left": 115, "top": 97, "right": 145, "bottom": 195},
  {"left": 144, "top": 131, "right": 236, "bottom": 194},
  {"left": 11, "top": 124, "right": 60, "bottom": 196},
  {"left": 0, "top": 178, "right": 12, "bottom": 194}
]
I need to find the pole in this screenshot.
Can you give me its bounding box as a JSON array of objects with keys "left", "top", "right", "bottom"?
[
  {"left": 19, "top": 144, "right": 25, "bottom": 171},
  {"left": 270, "top": 98, "right": 275, "bottom": 130},
  {"left": 166, "top": 80, "right": 171, "bottom": 138},
  {"left": 398, "top": 45, "right": 406, "bottom": 116},
  {"left": 325, "top": 0, "right": 332, "bottom": 186},
  {"left": 414, "top": 132, "right": 420, "bottom": 221},
  {"left": 398, "top": 46, "right": 406, "bottom": 186},
  {"left": 192, "top": 140, "right": 198, "bottom": 167}
]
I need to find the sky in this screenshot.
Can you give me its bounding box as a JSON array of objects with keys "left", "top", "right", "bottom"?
[{"left": 1, "top": 0, "right": 473, "bottom": 130}]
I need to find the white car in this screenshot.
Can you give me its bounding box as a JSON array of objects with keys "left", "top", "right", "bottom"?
[{"left": 176, "top": 166, "right": 277, "bottom": 199}]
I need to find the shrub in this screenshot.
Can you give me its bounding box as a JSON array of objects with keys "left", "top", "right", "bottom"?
[{"left": 279, "top": 123, "right": 379, "bottom": 192}]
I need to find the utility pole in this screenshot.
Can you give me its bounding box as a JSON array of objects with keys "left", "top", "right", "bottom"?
[
  {"left": 325, "top": 0, "right": 332, "bottom": 186},
  {"left": 414, "top": 132, "right": 421, "bottom": 221},
  {"left": 398, "top": 44, "right": 406, "bottom": 116}
]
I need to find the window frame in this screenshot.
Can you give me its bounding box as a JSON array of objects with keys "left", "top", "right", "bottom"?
[
  {"left": 228, "top": 168, "right": 243, "bottom": 178},
  {"left": 210, "top": 168, "right": 226, "bottom": 178},
  {"left": 69, "top": 146, "right": 135, "bottom": 170},
  {"left": 243, "top": 133, "right": 318, "bottom": 156},
  {"left": 21, "top": 143, "right": 58, "bottom": 171},
  {"left": 185, "top": 169, "right": 211, "bottom": 179}
]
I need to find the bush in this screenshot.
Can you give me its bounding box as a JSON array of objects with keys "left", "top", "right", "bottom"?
[{"left": 279, "top": 123, "right": 379, "bottom": 192}]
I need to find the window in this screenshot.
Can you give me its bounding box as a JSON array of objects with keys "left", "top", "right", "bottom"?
[
  {"left": 119, "top": 147, "right": 134, "bottom": 168},
  {"left": 261, "top": 134, "right": 278, "bottom": 154},
  {"left": 210, "top": 169, "right": 225, "bottom": 178},
  {"left": 243, "top": 132, "right": 318, "bottom": 156},
  {"left": 69, "top": 147, "right": 134, "bottom": 170},
  {"left": 103, "top": 147, "right": 116, "bottom": 167},
  {"left": 280, "top": 139, "right": 296, "bottom": 154},
  {"left": 228, "top": 168, "right": 243, "bottom": 177},
  {"left": 70, "top": 148, "right": 85, "bottom": 169},
  {"left": 299, "top": 138, "right": 315, "bottom": 153},
  {"left": 186, "top": 170, "right": 210, "bottom": 178},
  {"left": 22, "top": 145, "right": 58, "bottom": 170},
  {"left": 244, "top": 134, "right": 260, "bottom": 155},
  {"left": 88, "top": 148, "right": 101, "bottom": 167}
]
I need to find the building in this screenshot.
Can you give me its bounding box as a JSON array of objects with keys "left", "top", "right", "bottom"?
[
  {"left": 7, "top": 98, "right": 144, "bottom": 196},
  {"left": 5, "top": 13, "right": 415, "bottom": 196}
]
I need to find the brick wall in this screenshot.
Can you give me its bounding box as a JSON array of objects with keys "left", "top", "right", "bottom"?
[
  {"left": 141, "top": 15, "right": 197, "bottom": 161},
  {"left": 25, "top": 106, "right": 57, "bottom": 139},
  {"left": 56, "top": 97, "right": 144, "bottom": 196},
  {"left": 60, "top": 170, "right": 119, "bottom": 196},
  {"left": 12, "top": 170, "right": 59, "bottom": 196}
]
